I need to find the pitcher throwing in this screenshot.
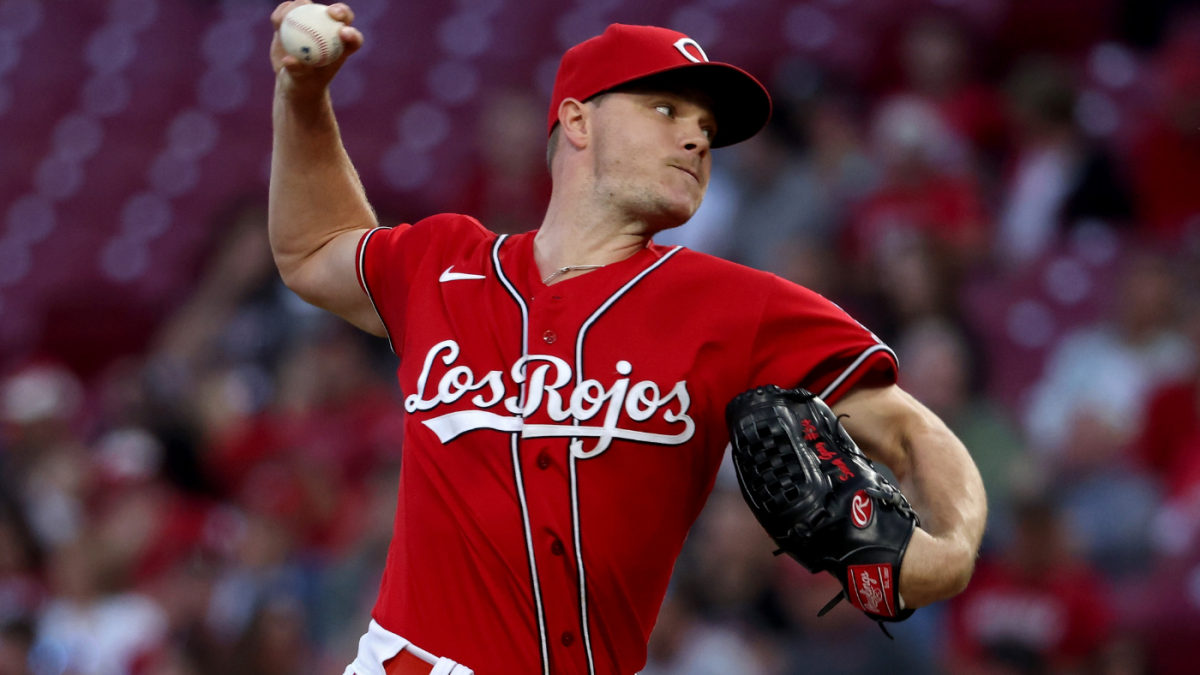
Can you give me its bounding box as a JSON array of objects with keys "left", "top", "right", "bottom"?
[{"left": 267, "top": 3, "right": 987, "bottom": 674}]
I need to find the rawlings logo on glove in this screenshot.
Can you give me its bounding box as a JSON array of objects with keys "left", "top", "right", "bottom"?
[{"left": 725, "top": 385, "right": 920, "bottom": 635}]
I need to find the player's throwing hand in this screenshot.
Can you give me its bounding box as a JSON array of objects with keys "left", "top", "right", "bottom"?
[{"left": 269, "top": 1, "right": 363, "bottom": 99}]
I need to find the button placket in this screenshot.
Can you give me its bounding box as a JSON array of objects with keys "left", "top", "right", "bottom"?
[{"left": 526, "top": 298, "right": 588, "bottom": 667}]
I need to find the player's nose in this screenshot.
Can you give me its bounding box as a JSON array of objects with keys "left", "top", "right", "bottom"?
[{"left": 680, "top": 122, "right": 711, "bottom": 155}]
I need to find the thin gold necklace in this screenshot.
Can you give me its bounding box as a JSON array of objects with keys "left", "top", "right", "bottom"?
[{"left": 542, "top": 264, "right": 605, "bottom": 285}]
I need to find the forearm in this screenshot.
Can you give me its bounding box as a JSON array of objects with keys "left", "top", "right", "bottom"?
[
  {"left": 893, "top": 410, "right": 987, "bottom": 606},
  {"left": 835, "top": 385, "right": 987, "bottom": 607},
  {"left": 260, "top": 3, "right": 384, "bottom": 335},
  {"left": 268, "top": 81, "right": 375, "bottom": 286}
]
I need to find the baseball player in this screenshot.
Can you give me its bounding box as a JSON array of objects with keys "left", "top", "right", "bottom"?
[{"left": 267, "top": 3, "right": 987, "bottom": 674}]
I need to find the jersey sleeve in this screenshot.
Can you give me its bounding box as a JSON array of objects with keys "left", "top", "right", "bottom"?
[
  {"left": 355, "top": 215, "right": 491, "bottom": 354},
  {"left": 746, "top": 276, "right": 897, "bottom": 405}
]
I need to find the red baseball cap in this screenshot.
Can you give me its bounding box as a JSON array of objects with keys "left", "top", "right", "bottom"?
[{"left": 548, "top": 24, "right": 772, "bottom": 148}]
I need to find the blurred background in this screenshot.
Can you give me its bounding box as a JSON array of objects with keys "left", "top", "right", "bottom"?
[{"left": 2, "top": 0, "right": 1200, "bottom": 673}]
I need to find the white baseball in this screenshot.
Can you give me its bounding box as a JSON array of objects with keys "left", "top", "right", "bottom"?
[{"left": 279, "top": 4, "right": 345, "bottom": 68}]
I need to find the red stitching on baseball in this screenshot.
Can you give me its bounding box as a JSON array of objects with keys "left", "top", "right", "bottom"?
[{"left": 285, "top": 14, "right": 333, "bottom": 63}]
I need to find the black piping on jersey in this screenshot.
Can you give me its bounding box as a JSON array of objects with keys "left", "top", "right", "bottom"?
[
  {"left": 357, "top": 227, "right": 398, "bottom": 354},
  {"left": 569, "top": 245, "right": 684, "bottom": 675},
  {"left": 492, "top": 234, "right": 551, "bottom": 675},
  {"left": 818, "top": 343, "right": 899, "bottom": 400}
]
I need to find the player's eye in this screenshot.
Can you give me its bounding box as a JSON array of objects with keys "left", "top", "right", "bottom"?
[
  {"left": 655, "top": 104, "right": 673, "bottom": 117},
  {"left": 702, "top": 128, "right": 713, "bottom": 140}
]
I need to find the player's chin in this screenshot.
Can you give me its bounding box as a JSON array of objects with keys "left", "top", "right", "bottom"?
[
  {"left": 630, "top": 201, "right": 689, "bottom": 233},
  {"left": 649, "top": 192, "right": 699, "bottom": 227},
  {"left": 673, "top": 193, "right": 705, "bottom": 224},
  {"left": 659, "top": 181, "right": 704, "bottom": 218},
  {"left": 622, "top": 182, "right": 701, "bottom": 230}
]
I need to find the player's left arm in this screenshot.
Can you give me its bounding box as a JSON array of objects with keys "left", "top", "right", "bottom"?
[{"left": 832, "top": 383, "right": 987, "bottom": 609}]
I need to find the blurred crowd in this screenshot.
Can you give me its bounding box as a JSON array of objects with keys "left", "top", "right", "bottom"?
[{"left": 5, "top": 3, "right": 1200, "bottom": 675}]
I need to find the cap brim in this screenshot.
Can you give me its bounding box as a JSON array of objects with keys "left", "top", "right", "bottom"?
[{"left": 610, "top": 63, "right": 772, "bottom": 148}]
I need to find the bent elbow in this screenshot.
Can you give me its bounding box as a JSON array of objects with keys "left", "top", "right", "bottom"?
[
  {"left": 272, "top": 253, "right": 320, "bottom": 304},
  {"left": 273, "top": 259, "right": 301, "bottom": 292},
  {"left": 940, "top": 551, "right": 977, "bottom": 601},
  {"left": 951, "top": 562, "right": 975, "bottom": 597}
]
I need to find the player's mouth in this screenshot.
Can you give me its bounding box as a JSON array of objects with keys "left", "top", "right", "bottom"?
[{"left": 671, "top": 165, "right": 699, "bottom": 183}]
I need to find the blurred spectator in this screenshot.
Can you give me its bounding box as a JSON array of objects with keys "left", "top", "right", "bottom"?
[
  {"left": 997, "top": 59, "right": 1133, "bottom": 267},
  {"left": 1058, "top": 466, "right": 1160, "bottom": 578},
  {"left": 1134, "top": 300, "right": 1200, "bottom": 499},
  {"left": 707, "top": 94, "right": 877, "bottom": 278},
  {"left": 145, "top": 558, "right": 223, "bottom": 675},
  {"left": 640, "top": 592, "right": 769, "bottom": 675},
  {"left": 895, "top": 15, "right": 1008, "bottom": 162},
  {"left": 851, "top": 95, "right": 983, "bottom": 264},
  {"left": 1133, "top": 445, "right": 1200, "bottom": 675},
  {"left": 0, "top": 191, "right": 410, "bottom": 673},
  {"left": 0, "top": 502, "right": 43, "bottom": 627},
  {"left": 1024, "top": 249, "right": 1193, "bottom": 460},
  {"left": 35, "top": 538, "right": 169, "bottom": 675},
  {"left": 774, "top": 562, "right": 932, "bottom": 675},
  {"left": 454, "top": 90, "right": 553, "bottom": 234},
  {"left": 1, "top": 365, "right": 82, "bottom": 441},
  {"left": 869, "top": 233, "right": 966, "bottom": 345},
  {"left": 204, "top": 511, "right": 306, "bottom": 649},
  {"left": 1021, "top": 251, "right": 1188, "bottom": 574},
  {"left": 89, "top": 428, "right": 224, "bottom": 590},
  {"left": 0, "top": 620, "right": 33, "bottom": 675},
  {"left": 672, "top": 489, "right": 777, "bottom": 622},
  {"left": 149, "top": 204, "right": 306, "bottom": 382},
  {"left": 1139, "top": 300, "right": 1200, "bottom": 574},
  {"left": 310, "top": 461, "right": 401, "bottom": 668},
  {"left": 228, "top": 597, "right": 310, "bottom": 675},
  {"left": 946, "top": 498, "right": 1114, "bottom": 675},
  {"left": 845, "top": 95, "right": 988, "bottom": 338},
  {"left": 1, "top": 364, "right": 89, "bottom": 553},
  {"left": 204, "top": 328, "right": 400, "bottom": 553},
  {"left": 1130, "top": 16, "right": 1200, "bottom": 244},
  {"left": 1, "top": 364, "right": 84, "bottom": 487}
]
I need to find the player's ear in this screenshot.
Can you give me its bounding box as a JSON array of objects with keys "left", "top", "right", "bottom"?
[{"left": 558, "top": 98, "right": 590, "bottom": 151}]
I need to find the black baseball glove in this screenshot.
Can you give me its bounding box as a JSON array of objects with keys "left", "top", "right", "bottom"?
[{"left": 725, "top": 385, "right": 919, "bottom": 635}]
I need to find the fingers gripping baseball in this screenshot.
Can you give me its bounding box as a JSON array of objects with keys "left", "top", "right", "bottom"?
[{"left": 269, "top": 1, "right": 363, "bottom": 95}]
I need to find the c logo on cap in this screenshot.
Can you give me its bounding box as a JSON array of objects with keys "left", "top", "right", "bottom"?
[{"left": 673, "top": 37, "right": 709, "bottom": 63}]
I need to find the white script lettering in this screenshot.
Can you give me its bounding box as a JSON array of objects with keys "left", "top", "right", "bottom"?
[{"left": 407, "top": 340, "right": 694, "bottom": 457}]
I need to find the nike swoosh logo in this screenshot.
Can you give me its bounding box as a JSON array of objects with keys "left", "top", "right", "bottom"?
[{"left": 440, "top": 266, "right": 486, "bottom": 282}]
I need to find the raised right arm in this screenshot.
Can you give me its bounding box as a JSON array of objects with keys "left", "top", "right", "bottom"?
[{"left": 268, "top": 1, "right": 384, "bottom": 336}]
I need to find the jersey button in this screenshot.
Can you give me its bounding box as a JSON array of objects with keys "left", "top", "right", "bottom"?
[
  {"left": 561, "top": 631, "right": 574, "bottom": 647},
  {"left": 537, "top": 452, "right": 551, "bottom": 470},
  {"left": 542, "top": 330, "right": 557, "bottom": 344},
  {"left": 550, "top": 539, "right": 564, "bottom": 556}
]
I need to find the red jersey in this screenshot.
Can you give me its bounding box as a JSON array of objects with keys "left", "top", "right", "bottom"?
[
  {"left": 353, "top": 214, "right": 897, "bottom": 675},
  {"left": 845, "top": 175, "right": 987, "bottom": 262},
  {"left": 946, "top": 559, "right": 1114, "bottom": 669}
]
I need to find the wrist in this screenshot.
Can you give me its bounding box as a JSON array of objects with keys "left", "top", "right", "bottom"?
[
  {"left": 275, "top": 70, "right": 331, "bottom": 109},
  {"left": 274, "top": 79, "right": 335, "bottom": 129},
  {"left": 898, "top": 528, "right": 977, "bottom": 607}
]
